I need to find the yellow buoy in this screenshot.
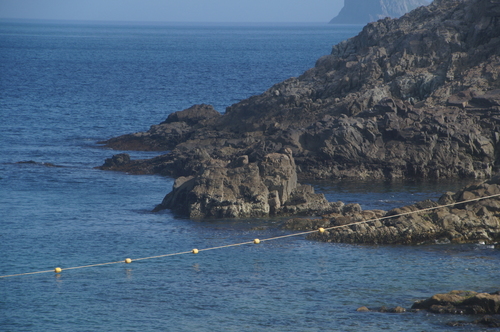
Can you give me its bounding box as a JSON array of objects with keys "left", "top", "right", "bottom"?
[
  {"left": 253, "top": 239, "right": 260, "bottom": 244},
  {"left": 124, "top": 258, "right": 132, "bottom": 264},
  {"left": 192, "top": 249, "right": 199, "bottom": 254},
  {"left": 54, "top": 267, "right": 62, "bottom": 273},
  {"left": 318, "top": 227, "right": 325, "bottom": 234}
]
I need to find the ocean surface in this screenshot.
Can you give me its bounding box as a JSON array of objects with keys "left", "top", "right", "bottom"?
[{"left": 1, "top": 20, "right": 498, "bottom": 332}]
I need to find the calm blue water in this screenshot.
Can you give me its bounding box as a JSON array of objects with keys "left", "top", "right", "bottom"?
[{"left": 1, "top": 20, "right": 498, "bottom": 332}]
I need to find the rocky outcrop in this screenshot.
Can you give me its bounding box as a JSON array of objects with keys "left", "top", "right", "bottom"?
[
  {"left": 412, "top": 290, "right": 500, "bottom": 315},
  {"left": 357, "top": 290, "right": 500, "bottom": 328},
  {"left": 100, "top": 104, "right": 221, "bottom": 151},
  {"left": 99, "top": 0, "right": 500, "bottom": 183},
  {"left": 329, "top": 0, "right": 429, "bottom": 24},
  {"left": 153, "top": 149, "right": 343, "bottom": 218},
  {"left": 285, "top": 176, "right": 500, "bottom": 244},
  {"left": 97, "top": 0, "right": 500, "bottom": 218}
]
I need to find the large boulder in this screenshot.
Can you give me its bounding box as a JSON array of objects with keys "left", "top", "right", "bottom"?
[
  {"left": 99, "top": 104, "right": 221, "bottom": 151},
  {"left": 153, "top": 149, "right": 342, "bottom": 218}
]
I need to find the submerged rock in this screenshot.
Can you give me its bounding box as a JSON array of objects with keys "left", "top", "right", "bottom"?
[
  {"left": 97, "top": 0, "right": 500, "bottom": 219},
  {"left": 15, "top": 160, "right": 63, "bottom": 167}
]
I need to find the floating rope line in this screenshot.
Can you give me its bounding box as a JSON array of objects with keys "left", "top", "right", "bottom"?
[{"left": 2, "top": 192, "right": 499, "bottom": 279}]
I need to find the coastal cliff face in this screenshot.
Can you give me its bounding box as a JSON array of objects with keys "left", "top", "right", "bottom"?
[
  {"left": 330, "top": 0, "right": 430, "bottom": 24},
  {"left": 98, "top": 0, "right": 500, "bottom": 221},
  {"left": 100, "top": 0, "right": 500, "bottom": 182}
]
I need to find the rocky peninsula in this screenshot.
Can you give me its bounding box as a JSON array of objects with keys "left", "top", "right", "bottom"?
[
  {"left": 329, "top": 0, "right": 430, "bottom": 24},
  {"left": 98, "top": 0, "right": 500, "bottom": 243}
]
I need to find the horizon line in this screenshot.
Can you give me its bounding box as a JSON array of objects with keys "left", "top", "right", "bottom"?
[{"left": 0, "top": 17, "right": 365, "bottom": 26}]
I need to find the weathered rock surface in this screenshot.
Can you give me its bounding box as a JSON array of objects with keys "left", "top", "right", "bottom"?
[
  {"left": 358, "top": 290, "right": 500, "bottom": 328},
  {"left": 100, "top": 104, "right": 220, "bottom": 151},
  {"left": 97, "top": 0, "right": 500, "bottom": 218},
  {"left": 412, "top": 290, "right": 500, "bottom": 315},
  {"left": 329, "top": 0, "right": 430, "bottom": 24},
  {"left": 99, "top": 0, "right": 500, "bottom": 183},
  {"left": 285, "top": 176, "right": 500, "bottom": 244},
  {"left": 153, "top": 149, "right": 343, "bottom": 218}
]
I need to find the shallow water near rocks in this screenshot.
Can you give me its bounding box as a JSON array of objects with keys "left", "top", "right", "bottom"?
[{"left": 1, "top": 20, "right": 499, "bottom": 331}]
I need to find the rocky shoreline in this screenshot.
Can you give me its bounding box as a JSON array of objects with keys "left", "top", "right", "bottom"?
[
  {"left": 99, "top": 0, "right": 500, "bottom": 182},
  {"left": 358, "top": 290, "right": 500, "bottom": 328},
  {"left": 284, "top": 176, "right": 500, "bottom": 245},
  {"left": 96, "top": 0, "right": 500, "bottom": 244}
]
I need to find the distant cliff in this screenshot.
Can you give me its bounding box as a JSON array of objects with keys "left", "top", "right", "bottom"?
[{"left": 330, "top": 0, "right": 430, "bottom": 24}]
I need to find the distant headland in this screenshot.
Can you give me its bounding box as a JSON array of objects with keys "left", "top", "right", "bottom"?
[{"left": 330, "top": 0, "right": 430, "bottom": 24}]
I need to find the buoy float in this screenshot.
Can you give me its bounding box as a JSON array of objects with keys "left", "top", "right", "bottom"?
[
  {"left": 124, "top": 258, "right": 132, "bottom": 264},
  {"left": 253, "top": 239, "right": 260, "bottom": 244},
  {"left": 318, "top": 227, "right": 325, "bottom": 234},
  {"left": 54, "top": 267, "right": 62, "bottom": 273},
  {"left": 192, "top": 249, "right": 199, "bottom": 254}
]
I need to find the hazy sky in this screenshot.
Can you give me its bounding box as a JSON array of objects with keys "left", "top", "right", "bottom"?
[{"left": 0, "top": 0, "right": 345, "bottom": 23}]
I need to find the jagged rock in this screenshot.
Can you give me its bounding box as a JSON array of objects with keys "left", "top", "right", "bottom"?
[
  {"left": 285, "top": 176, "right": 500, "bottom": 245},
  {"left": 412, "top": 290, "right": 500, "bottom": 315},
  {"left": 153, "top": 150, "right": 341, "bottom": 218},
  {"left": 99, "top": 104, "right": 221, "bottom": 151},
  {"left": 97, "top": 0, "right": 500, "bottom": 218},
  {"left": 329, "top": 0, "right": 430, "bottom": 24},
  {"left": 98, "top": 0, "right": 500, "bottom": 184}
]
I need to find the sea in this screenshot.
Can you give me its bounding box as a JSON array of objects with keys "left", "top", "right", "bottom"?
[{"left": 0, "top": 20, "right": 498, "bottom": 332}]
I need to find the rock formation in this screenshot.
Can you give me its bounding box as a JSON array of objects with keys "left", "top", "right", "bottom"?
[
  {"left": 152, "top": 149, "right": 343, "bottom": 218},
  {"left": 357, "top": 290, "right": 500, "bottom": 328},
  {"left": 284, "top": 176, "right": 500, "bottom": 244},
  {"left": 329, "top": 0, "right": 430, "bottom": 24},
  {"left": 99, "top": 0, "right": 500, "bottom": 182},
  {"left": 98, "top": 0, "right": 500, "bottom": 218},
  {"left": 412, "top": 290, "right": 500, "bottom": 315}
]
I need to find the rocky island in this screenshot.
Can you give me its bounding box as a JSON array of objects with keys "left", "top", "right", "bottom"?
[
  {"left": 329, "top": 0, "right": 430, "bottom": 24},
  {"left": 98, "top": 0, "right": 500, "bottom": 244}
]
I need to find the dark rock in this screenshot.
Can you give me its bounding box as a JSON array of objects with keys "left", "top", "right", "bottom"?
[
  {"left": 291, "top": 177, "right": 500, "bottom": 245},
  {"left": 474, "top": 315, "right": 500, "bottom": 328},
  {"left": 162, "top": 104, "right": 220, "bottom": 126},
  {"left": 98, "top": 0, "right": 500, "bottom": 183},
  {"left": 357, "top": 306, "right": 406, "bottom": 313},
  {"left": 370, "top": 290, "right": 500, "bottom": 328},
  {"left": 153, "top": 150, "right": 341, "bottom": 218},
  {"left": 446, "top": 316, "right": 500, "bottom": 328},
  {"left": 411, "top": 290, "right": 500, "bottom": 315},
  {"left": 101, "top": 153, "right": 131, "bottom": 168},
  {"left": 98, "top": 104, "right": 221, "bottom": 151},
  {"left": 16, "top": 160, "right": 63, "bottom": 167},
  {"left": 97, "top": 0, "right": 500, "bottom": 219}
]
